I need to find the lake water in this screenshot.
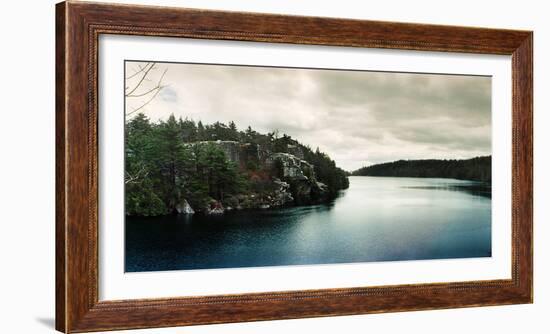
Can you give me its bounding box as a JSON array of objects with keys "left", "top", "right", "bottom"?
[{"left": 125, "top": 176, "right": 491, "bottom": 272}]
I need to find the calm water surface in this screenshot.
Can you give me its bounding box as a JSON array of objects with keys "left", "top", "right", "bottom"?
[{"left": 125, "top": 176, "right": 491, "bottom": 272}]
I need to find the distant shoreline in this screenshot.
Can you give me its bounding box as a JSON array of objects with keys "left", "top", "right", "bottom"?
[
  {"left": 349, "top": 174, "right": 491, "bottom": 183},
  {"left": 351, "top": 156, "right": 491, "bottom": 184}
]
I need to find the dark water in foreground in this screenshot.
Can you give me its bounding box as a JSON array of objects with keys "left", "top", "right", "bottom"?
[{"left": 125, "top": 176, "right": 491, "bottom": 272}]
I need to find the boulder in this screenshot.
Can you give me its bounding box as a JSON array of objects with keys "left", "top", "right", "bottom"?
[
  {"left": 205, "top": 200, "right": 224, "bottom": 215},
  {"left": 176, "top": 199, "right": 194, "bottom": 214}
]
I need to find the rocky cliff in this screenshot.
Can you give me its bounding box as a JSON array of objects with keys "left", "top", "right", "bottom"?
[
  {"left": 183, "top": 141, "right": 329, "bottom": 214},
  {"left": 266, "top": 152, "right": 329, "bottom": 204},
  {"left": 189, "top": 140, "right": 267, "bottom": 169}
]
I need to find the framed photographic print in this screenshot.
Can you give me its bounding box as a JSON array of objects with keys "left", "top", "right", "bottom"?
[{"left": 56, "top": 1, "right": 533, "bottom": 332}]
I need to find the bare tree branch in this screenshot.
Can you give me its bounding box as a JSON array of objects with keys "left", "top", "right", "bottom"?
[
  {"left": 125, "top": 63, "right": 149, "bottom": 80},
  {"left": 125, "top": 63, "right": 168, "bottom": 117},
  {"left": 127, "top": 86, "right": 162, "bottom": 98},
  {"left": 126, "top": 63, "right": 156, "bottom": 96},
  {"left": 125, "top": 166, "right": 149, "bottom": 184},
  {"left": 127, "top": 69, "right": 168, "bottom": 98},
  {"left": 126, "top": 85, "right": 164, "bottom": 117}
]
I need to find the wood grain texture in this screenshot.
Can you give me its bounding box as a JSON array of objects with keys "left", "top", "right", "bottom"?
[
  {"left": 55, "top": 2, "right": 67, "bottom": 332},
  {"left": 55, "top": 1, "right": 533, "bottom": 332}
]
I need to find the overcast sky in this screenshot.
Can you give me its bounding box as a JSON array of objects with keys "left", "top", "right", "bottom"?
[{"left": 125, "top": 61, "right": 491, "bottom": 172}]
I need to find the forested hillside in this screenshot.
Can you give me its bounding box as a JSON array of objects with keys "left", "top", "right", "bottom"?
[
  {"left": 352, "top": 156, "right": 491, "bottom": 183},
  {"left": 125, "top": 113, "right": 349, "bottom": 216}
]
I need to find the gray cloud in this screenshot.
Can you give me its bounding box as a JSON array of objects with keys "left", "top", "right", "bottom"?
[
  {"left": 159, "top": 86, "right": 178, "bottom": 103},
  {"left": 126, "top": 61, "right": 491, "bottom": 172}
]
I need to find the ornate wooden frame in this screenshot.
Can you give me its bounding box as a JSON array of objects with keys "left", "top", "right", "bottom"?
[{"left": 56, "top": 1, "right": 533, "bottom": 332}]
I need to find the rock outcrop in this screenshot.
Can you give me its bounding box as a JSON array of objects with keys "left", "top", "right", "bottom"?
[
  {"left": 266, "top": 152, "right": 329, "bottom": 204},
  {"left": 231, "top": 178, "right": 294, "bottom": 210},
  {"left": 190, "top": 140, "right": 266, "bottom": 169},
  {"left": 272, "top": 178, "right": 294, "bottom": 205},
  {"left": 267, "top": 152, "right": 314, "bottom": 180},
  {"left": 286, "top": 144, "right": 305, "bottom": 160},
  {"left": 179, "top": 141, "right": 330, "bottom": 214}
]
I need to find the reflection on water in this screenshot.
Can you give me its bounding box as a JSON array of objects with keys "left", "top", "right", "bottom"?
[
  {"left": 125, "top": 176, "right": 492, "bottom": 272},
  {"left": 403, "top": 182, "right": 491, "bottom": 198}
]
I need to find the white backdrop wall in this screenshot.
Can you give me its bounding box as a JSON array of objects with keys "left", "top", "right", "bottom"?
[{"left": 0, "top": 0, "right": 546, "bottom": 333}]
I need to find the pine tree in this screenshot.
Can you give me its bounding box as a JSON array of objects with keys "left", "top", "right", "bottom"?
[
  {"left": 152, "top": 114, "right": 193, "bottom": 211},
  {"left": 178, "top": 117, "right": 197, "bottom": 142},
  {"left": 196, "top": 121, "right": 205, "bottom": 141},
  {"left": 228, "top": 121, "right": 240, "bottom": 141}
]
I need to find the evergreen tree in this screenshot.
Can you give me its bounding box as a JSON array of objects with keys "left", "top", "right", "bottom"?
[
  {"left": 244, "top": 126, "right": 255, "bottom": 143},
  {"left": 228, "top": 121, "right": 240, "bottom": 141},
  {"left": 197, "top": 121, "right": 205, "bottom": 141},
  {"left": 150, "top": 115, "right": 193, "bottom": 211},
  {"left": 125, "top": 113, "right": 169, "bottom": 216},
  {"left": 178, "top": 117, "right": 197, "bottom": 142}
]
